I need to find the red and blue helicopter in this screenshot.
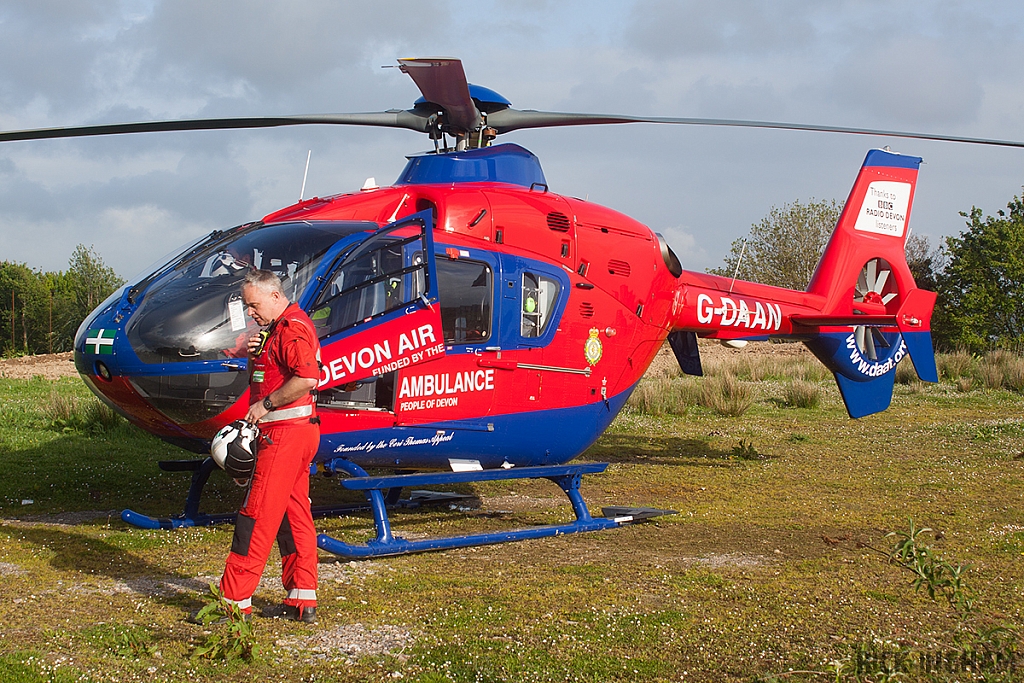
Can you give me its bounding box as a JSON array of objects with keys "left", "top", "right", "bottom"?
[{"left": 8, "top": 58, "right": 1016, "bottom": 557}]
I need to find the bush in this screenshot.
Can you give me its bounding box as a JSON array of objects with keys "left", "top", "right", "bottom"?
[
  {"left": 783, "top": 380, "right": 820, "bottom": 409},
  {"left": 955, "top": 377, "right": 975, "bottom": 393},
  {"left": 978, "top": 357, "right": 1006, "bottom": 390},
  {"left": 937, "top": 349, "right": 975, "bottom": 381},
  {"left": 894, "top": 357, "right": 918, "bottom": 385},
  {"left": 794, "top": 360, "right": 830, "bottom": 383},
  {"left": 700, "top": 373, "right": 754, "bottom": 417},
  {"left": 626, "top": 377, "right": 699, "bottom": 416},
  {"left": 1004, "top": 356, "right": 1024, "bottom": 392},
  {"left": 44, "top": 390, "right": 125, "bottom": 433}
]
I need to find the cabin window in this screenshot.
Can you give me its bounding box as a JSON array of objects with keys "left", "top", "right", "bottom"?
[
  {"left": 521, "top": 272, "right": 559, "bottom": 338},
  {"left": 436, "top": 258, "right": 492, "bottom": 344},
  {"left": 310, "top": 226, "right": 429, "bottom": 338}
]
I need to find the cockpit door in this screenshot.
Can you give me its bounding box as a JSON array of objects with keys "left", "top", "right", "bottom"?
[{"left": 309, "top": 210, "right": 445, "bottom": 390}]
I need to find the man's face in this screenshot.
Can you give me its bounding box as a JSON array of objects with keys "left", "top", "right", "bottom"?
[{"left": 242, "top": 284, "right": 280, "bottom": 326}]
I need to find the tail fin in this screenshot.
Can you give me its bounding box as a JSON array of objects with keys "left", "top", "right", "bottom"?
[{"left": 799, "top": 149, "right": 938, "bottom": 418}]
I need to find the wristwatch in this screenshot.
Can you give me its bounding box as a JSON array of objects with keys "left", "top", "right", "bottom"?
[{"left": 262, "top": 396, "right": 274, "bottom": 411}]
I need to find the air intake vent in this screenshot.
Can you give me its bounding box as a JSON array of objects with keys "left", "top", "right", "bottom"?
[
  {"left": 547, "top": 212, "right": 571, "bottom": 232},
  {"left": 579, "top": 302, "right": 595, "bottom": 319},
  {"left": 608, "top": 259, "right": 631, "bottom": 277}
]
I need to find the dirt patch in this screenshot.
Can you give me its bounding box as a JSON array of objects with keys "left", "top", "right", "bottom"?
[
  {"left": 317, "top": 559, "right": 387, "bottom": 583},
  {"left": 2, "top": 510, "right": 119, "bottom": 525},
  {"left": 0, "top": 352, "right": 77, "bottom": 380},
  {"left": 686, "top": 552, "right": 771, "bottom": 569},
  {"left": 276, "top": 623, "right": 416, "bottom": 663},
  {"left": 66, "top": 576, "right": 210, "bottom": 598},
  {"left": 480, "top": 494, "right": 564, "bottom": 512},
  {"left": 0, "top": 561, "right": 26, "bottom": 577}
]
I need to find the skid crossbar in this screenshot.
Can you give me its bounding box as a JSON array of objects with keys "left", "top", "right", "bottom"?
[
  {"left": 316, "top": 460, "right": 620, "bottom": 558},
  {"left": 121, "top": 457, "right": 383, "bottom": 530}
]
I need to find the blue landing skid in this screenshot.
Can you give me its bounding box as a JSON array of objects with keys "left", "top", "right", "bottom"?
[
  {"left": 316, "top": 461, "right": 621, "bottom": 559},
  {"left": 122, "top": 457, "right": 228, "bottom": 529},
  {"left": 121, "top": 457, "right": 426, "bottom": 530}
]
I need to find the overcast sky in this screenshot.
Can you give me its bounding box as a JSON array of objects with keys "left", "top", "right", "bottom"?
[{"left": 3, "top": 0, "right": 1024, "bottom": 279}]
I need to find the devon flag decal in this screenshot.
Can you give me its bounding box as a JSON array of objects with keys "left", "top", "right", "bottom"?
[{"left": 85, "top": 328, "right": 116, "bottom": 355}]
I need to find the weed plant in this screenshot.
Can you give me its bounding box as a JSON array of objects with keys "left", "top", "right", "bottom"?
[
  {"left": 731, "top": 439, "right": 763, "bottom": 460},
  {"left": 192, "top": 584, "right": 259, "bottom": 662},
  {"left": 794, "top": 360, "right": 830, "bottom": 382},
  {"left": 983, "top": 349, "right": 1024, "bottom": 392},
  {"left": 955, "top": 376, "right": 976, "bottom": 393},
  {"left": 979, "top": 360, "right": 1005, "bottom": 390},
  {"left": 113, "top": 627, "right": 159, "bottom": 658},
  {"left": 884, "top": 519, "right": 975, "bottom": 621},
  {"left": 934, "top": 348, "right": 1024, "bottom": 394}
]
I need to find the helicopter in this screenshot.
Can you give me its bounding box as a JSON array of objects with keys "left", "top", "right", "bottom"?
[{"left": 6, "top": 57, "right": 1003, "bottom": 558}]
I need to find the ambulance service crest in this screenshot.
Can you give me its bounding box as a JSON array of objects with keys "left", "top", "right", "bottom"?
[{"left": 584, "top": 328, "right": 603, "bottom": 366}]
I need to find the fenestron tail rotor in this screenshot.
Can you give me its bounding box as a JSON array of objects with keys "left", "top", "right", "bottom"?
[
  {"left": 4, "top": 58, "right": 1024, "bottom": 151},
  {"left": 853, "top": 257, "right": 898, "bottom": 361}
]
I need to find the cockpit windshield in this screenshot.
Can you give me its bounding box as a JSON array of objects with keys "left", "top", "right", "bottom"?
[{"left": 126, "top": 221, "right": 373, "bottom": 364}]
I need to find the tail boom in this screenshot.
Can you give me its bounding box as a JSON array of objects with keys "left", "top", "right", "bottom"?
[{"left": 666, "top": 148, "right": 937, "bottom": 418}]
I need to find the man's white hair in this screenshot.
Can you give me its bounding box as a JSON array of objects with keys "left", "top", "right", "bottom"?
[{"left": 242, "top": 269, "right": 286, "bottom": 297}]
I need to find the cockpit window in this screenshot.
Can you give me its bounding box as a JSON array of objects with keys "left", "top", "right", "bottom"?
[{"left": 126, "top": 221, "right": 372, "bottom": 364}]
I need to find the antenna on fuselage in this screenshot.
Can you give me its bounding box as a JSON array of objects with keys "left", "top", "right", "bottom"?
[
  {"left": 299, "top": 150, "right": 311, "bottom": 201},
  {"left": 728, "top": 238, "right": 747, "bottom": 294}
]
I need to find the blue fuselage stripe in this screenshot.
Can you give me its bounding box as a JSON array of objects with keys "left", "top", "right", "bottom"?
[{"left": 320, "top": 384, "right": 635, "bottom": 470}]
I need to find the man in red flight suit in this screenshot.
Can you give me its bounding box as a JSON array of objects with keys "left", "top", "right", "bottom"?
[{"left": 219, "top": 268, "right": 321, "bottom": 623}]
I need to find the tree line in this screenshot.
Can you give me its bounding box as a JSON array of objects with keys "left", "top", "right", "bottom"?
[
  {"left": 1, "top": 245, "right": 124, "bottom": 356},
  {"left": 711, "top": 192, "right": 1024, "bottom": 353}
]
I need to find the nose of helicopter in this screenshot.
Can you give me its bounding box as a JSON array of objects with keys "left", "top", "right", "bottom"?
[{"left": 73, "top": 287, "right": 250, "bottom": 452}]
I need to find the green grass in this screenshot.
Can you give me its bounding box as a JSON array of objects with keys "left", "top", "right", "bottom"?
[{"left": 1, "top": 357, "right": 1023, "bottom": 681}]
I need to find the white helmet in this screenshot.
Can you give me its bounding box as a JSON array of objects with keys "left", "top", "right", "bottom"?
[{"left": 210, "top": 420, "right": 260, "bottom": 482}]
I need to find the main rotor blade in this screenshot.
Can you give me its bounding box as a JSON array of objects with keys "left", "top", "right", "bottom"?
[
  {"left": 7, "top": 101, "right": 1024, "bottom": 152},
  {"left": 0, "top": 111, "right": 431, "bottom": 143},
  {"left": 486, "top": 109, "right": 1024, "bottom": 149},
  {"left": 398, "top": 57, "right": 481, "bottom": 133}
]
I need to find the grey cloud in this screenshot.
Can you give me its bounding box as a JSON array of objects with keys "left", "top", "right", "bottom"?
[
  {"left": 1, "top": 0, "right": 454, "bottom": 128},
  {"left": 562, "top": 67, "right": 656, "bottom": 115},
  {"left": 0, "top": 0, "right": 124, "bottom": 112},
  {"left": 128, "top": 1, "right": 451, "bottom": 101},
  {"left": 0, "top": 149, "right": 249, "bottom": 226},
  {"left": 682, "top": 77, "right": 793, "bottom": 120},
  {"left": 828, "top": 38, "right": 985, "bottom": 128},
  {"left": 624, "top": 0, "right": 818, "bottom": 58}
]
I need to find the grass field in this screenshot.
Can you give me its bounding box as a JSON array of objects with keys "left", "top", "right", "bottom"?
[{"left": 0, "top": 348, "right": 1022, "bottom": 682}]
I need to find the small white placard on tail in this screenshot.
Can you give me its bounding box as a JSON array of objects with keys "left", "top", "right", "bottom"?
[{"left": 854, "top": 181, "right": 911, "bottom": 237}]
